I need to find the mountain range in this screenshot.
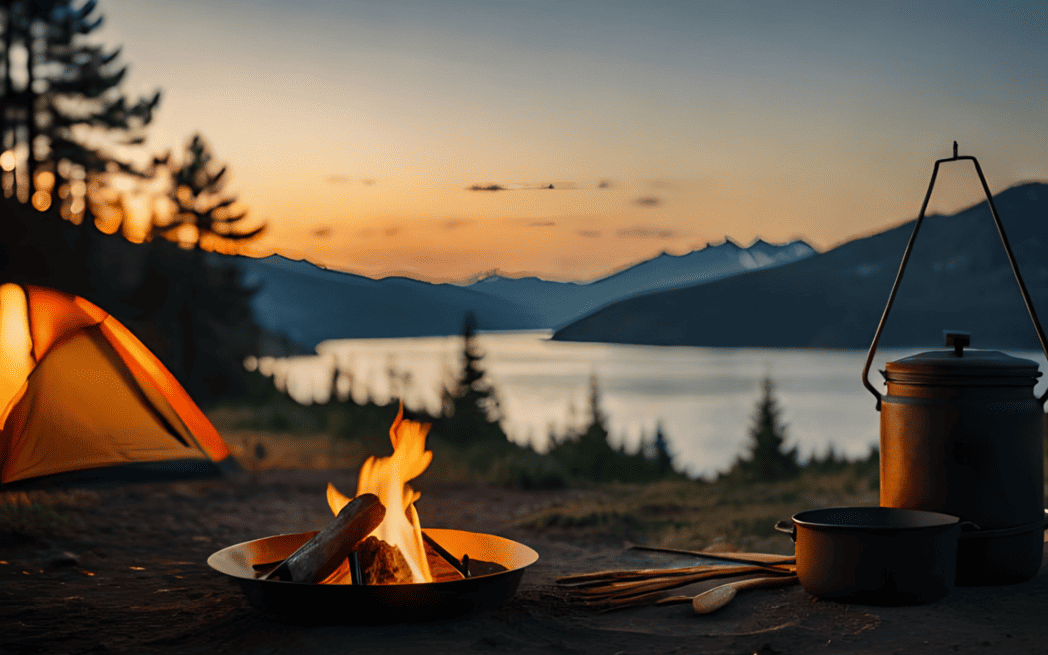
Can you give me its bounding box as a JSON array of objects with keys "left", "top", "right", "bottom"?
[
  {"left": 233, "top": 238, "right": 815, "bottom": 349},
  {"left": 552, "top": 182, "right": 1048, "bottom": 351},
  {"left": 465, "top": 238, "right": 816, "bottom": 327}
]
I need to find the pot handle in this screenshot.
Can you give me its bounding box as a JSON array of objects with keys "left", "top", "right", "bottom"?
[
  {"left": 862, "top": 142, "right": 1048, "bottom": 411},
  {"left": 774, "top": 519, "right": 796, "bottom": 542}
]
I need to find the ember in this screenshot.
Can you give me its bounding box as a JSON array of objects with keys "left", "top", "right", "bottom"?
[{"left": 353, "top": 536, "right": 412, "bottom": 585}]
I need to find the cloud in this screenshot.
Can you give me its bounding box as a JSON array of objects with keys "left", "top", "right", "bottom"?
[
  {"left": 578, "top": 230, "right": 602, "bottom": 238},
  {"left": 617, "top": 226, "right": 680, "bottom": 239},
  {"left": 312, "top": 226, "right": 332, "bottom": 238},
  {"left": 326, "top": 175, "right": 376, "bottom": 185},
  {"left": 384, "top": 227, "right": 400, "bottom": 238},
  {"left": 528, "top": 221, "right": 556, "bottom": 227},
  {"left": 597, "top": 179, "right": 614, "bottom": 189},
  {"left": 442, "top": 219, "right": 473, "bottom": 231},
  {"left": 467, "top": 182, "right": 561, "bottom": 192},
  {"left": 633, "top": 196, "right": 662, "bottom": 207}
]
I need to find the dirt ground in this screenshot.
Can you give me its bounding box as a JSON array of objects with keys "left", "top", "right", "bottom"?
[{"left": 3, "top": 469, "right": 1048, "bottom": 655}]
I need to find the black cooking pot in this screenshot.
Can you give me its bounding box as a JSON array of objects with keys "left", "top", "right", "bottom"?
[{"left": 775, "top": 507, "right": 975, "bottom": 605}]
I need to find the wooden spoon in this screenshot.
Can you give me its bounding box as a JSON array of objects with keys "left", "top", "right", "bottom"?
[
  {"left": 658, "top": 575, "right": 799, "bottom": 612},
  {"left": 691, "top": 574, "right": 798, "bottom": 614}
]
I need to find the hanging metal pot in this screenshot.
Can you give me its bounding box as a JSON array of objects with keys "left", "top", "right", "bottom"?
[{"left": 861, "top": 143, "right": 1048, "bottom": 586}]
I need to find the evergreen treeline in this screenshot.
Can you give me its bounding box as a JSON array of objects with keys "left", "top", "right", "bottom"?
[
  {"left": 543, "top": 374, "right": 684, "bottom": 484},
  {"left": 0, "top": 196, "right": 261, "bottom": 406},
  {"left": 230, "top": 316, "right": 881, "bottom": 488},
  {"left": 235, "top": 314, "right": 690, "bottom": 488},
  {"left": 0, "top": 1, "right": 266, "bottom": 408},
  {"left": 720, "top": 376, "right": 879, "bottom": 484}
]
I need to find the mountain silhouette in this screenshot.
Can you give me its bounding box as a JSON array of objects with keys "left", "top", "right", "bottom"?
[
  {"left": 233, "top": 240, "right": 815, "bottom": 349},
  {"left": 552, "top": 183, "right": 1048, "bottom": 351},
  {"left": 232, "top": 255, "right": 539, "bottom": 348},
  {"left": 466, "top": 239, "right": 816, "bottom": 328}
]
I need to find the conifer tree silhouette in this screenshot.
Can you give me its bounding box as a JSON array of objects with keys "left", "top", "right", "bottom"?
[
  {"left": 438, "top": 312, "right": 506, "bottom": 447},
  {"left": 0, "top": 0, "right": 160, "bottom": 216},
  {"left": 652, "top": 420, "right": 674, "bottom": 475},
  {"left": 728, "top": 377, "right": 799, "bottom": 481},
  {"left": 152, "top": 133, "right": 263, "bottom": 250}
]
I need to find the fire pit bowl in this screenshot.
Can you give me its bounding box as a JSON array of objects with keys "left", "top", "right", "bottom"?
[{"left": 208, "top": 528, "right": 539, "bottom": 622}]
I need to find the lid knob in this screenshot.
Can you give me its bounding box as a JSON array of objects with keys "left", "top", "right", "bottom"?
[{"left": 944, "top": 330, "right": 971, "bottom": 357}]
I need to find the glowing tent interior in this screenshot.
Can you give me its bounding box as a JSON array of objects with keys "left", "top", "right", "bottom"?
[{"left": 0, "top": 283, "right": 238, "bottom": 488}]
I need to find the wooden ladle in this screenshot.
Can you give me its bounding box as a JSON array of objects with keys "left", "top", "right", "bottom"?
[{"left": 657, "top": 574, "right": 799, "bottom": 614}]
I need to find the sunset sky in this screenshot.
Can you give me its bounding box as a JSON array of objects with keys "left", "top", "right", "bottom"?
[{"left": 98, "top": 0, "right": 1048, "bottom": 282}]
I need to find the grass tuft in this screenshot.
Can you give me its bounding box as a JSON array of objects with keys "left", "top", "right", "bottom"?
[{"left": 0, "top": 490, "right": 97, "bottom": 541}]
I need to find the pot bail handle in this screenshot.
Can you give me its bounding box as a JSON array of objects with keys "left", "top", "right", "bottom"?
[
  {"left": 863, "top": 142, "right": 1048, "bottom": 410},
  {"left": 774, "top": 519, "right": 796, "bottom": 541}
]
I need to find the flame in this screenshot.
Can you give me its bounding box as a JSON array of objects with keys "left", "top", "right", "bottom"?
[{"left": 326, "top": 403, "right": 433, "bottom": 583}]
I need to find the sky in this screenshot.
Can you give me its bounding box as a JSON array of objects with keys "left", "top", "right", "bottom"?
[{"left": 96, "top": 0, "right": 1048, "bottom": 282}]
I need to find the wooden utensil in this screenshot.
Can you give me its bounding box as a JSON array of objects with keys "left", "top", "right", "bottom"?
[
  {"left": 656, "top": 574, "right": 799, "bottom": 613},
  {"left": 629, "top": 544, "right": 795, "bottom": 566}
]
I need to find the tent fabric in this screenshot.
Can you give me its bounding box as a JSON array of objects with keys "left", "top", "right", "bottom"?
[{"left": 0, "top": 283, "right": 237, "bottom": 487}]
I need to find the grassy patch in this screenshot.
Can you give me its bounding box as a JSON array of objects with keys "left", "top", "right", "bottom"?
[
  {"left": 0, "top": 490, "right": 97, "bottom": 542},
  {"left": 514, "top": 468, "right": 879, "bottom": 554}
]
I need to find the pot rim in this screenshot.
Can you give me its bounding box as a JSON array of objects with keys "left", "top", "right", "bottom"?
[{"left": 792, "top": 506, "right": 962, "bottom": 532}]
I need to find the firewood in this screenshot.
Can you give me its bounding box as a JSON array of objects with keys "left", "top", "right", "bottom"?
[
  {"left": 264, "top": 493, "right": 385, "bottom": 584},
  {"left": 354, "top": 536, "right": 413, "bottom": 585}
]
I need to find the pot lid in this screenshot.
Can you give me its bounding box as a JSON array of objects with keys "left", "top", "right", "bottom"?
[{"left": 883, "top": 331, "right": 1042, "bottom": 384}]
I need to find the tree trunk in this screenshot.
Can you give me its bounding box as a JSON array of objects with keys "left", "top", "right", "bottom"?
[
  {"left": 24, "top": 8, "right": 35, "bottom": 200},
  {"left": 0, "top": 3, "right": 13, "bottom": 199}
]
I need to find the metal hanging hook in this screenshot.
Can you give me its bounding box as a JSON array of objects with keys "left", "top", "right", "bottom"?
[{"left": 862, "top": 143, "right": 1048, "bottom": 410}]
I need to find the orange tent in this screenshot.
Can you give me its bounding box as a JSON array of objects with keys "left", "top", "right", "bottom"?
[{"left": 0, "top": 283, "right": 238, "bottom": 487}]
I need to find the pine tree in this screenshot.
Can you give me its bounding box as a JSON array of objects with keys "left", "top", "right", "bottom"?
[
  {"left": 0, "top": 0, "right": 160, "bottom": 219},
  {"left": 437, "top": 311, "right": 506, "bottom": 447},
  {"left": 729, "top": 377, "right": 799, "bottom": 482},
  {"left": 560, "top": 373, "right": 615, "bottom": 480},
  {"left": 151, "top": 133, "right": 263, "bottom": 251},
  {"left": 651, "top": 420, "right": 674, "bottom": 476}
]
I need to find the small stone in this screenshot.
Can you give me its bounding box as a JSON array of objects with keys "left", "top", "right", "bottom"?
[{"left": 51, "top": 551, "right": 79, "bottom": 567}]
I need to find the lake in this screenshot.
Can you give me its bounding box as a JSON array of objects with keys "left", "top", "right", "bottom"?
[{"left": 252, "top": 331, "right": 1048, "bottom": 478}]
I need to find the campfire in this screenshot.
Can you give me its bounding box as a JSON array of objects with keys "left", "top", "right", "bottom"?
[
  {"left": 207, "top": 404, "right": 538, "bottom": 621},
  {"left": 258, "top": 404, "right": 475, "bottom": 586},
  {"left": 321, "top": 404, "right": 464, "bottom": 585}
]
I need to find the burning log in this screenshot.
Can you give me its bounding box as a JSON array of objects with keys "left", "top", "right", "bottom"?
[
  {"left": 325, "top": 403, "right": 436, "bottom": 584},
  {"left": 264, "top": 493, "right": 385, "bottom": 583},
  {"left": 266, "top": 405, "right": 502, "bottom": 587},
  {"left": 354, "top": 536, "right": 413, "bottom": 585}
]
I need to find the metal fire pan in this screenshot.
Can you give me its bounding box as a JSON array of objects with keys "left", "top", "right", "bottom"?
[{"left": 208, "top": 528, "right": 539, "bottom": 622}]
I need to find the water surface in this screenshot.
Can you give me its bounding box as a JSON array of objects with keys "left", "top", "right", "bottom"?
[{"left": 257, "top": 332, "right": 1048, "bottom": 478}]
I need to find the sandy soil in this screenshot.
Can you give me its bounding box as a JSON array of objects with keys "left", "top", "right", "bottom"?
[{"left": 3, "top": 470, "right": 1047, "bottom": 655}]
